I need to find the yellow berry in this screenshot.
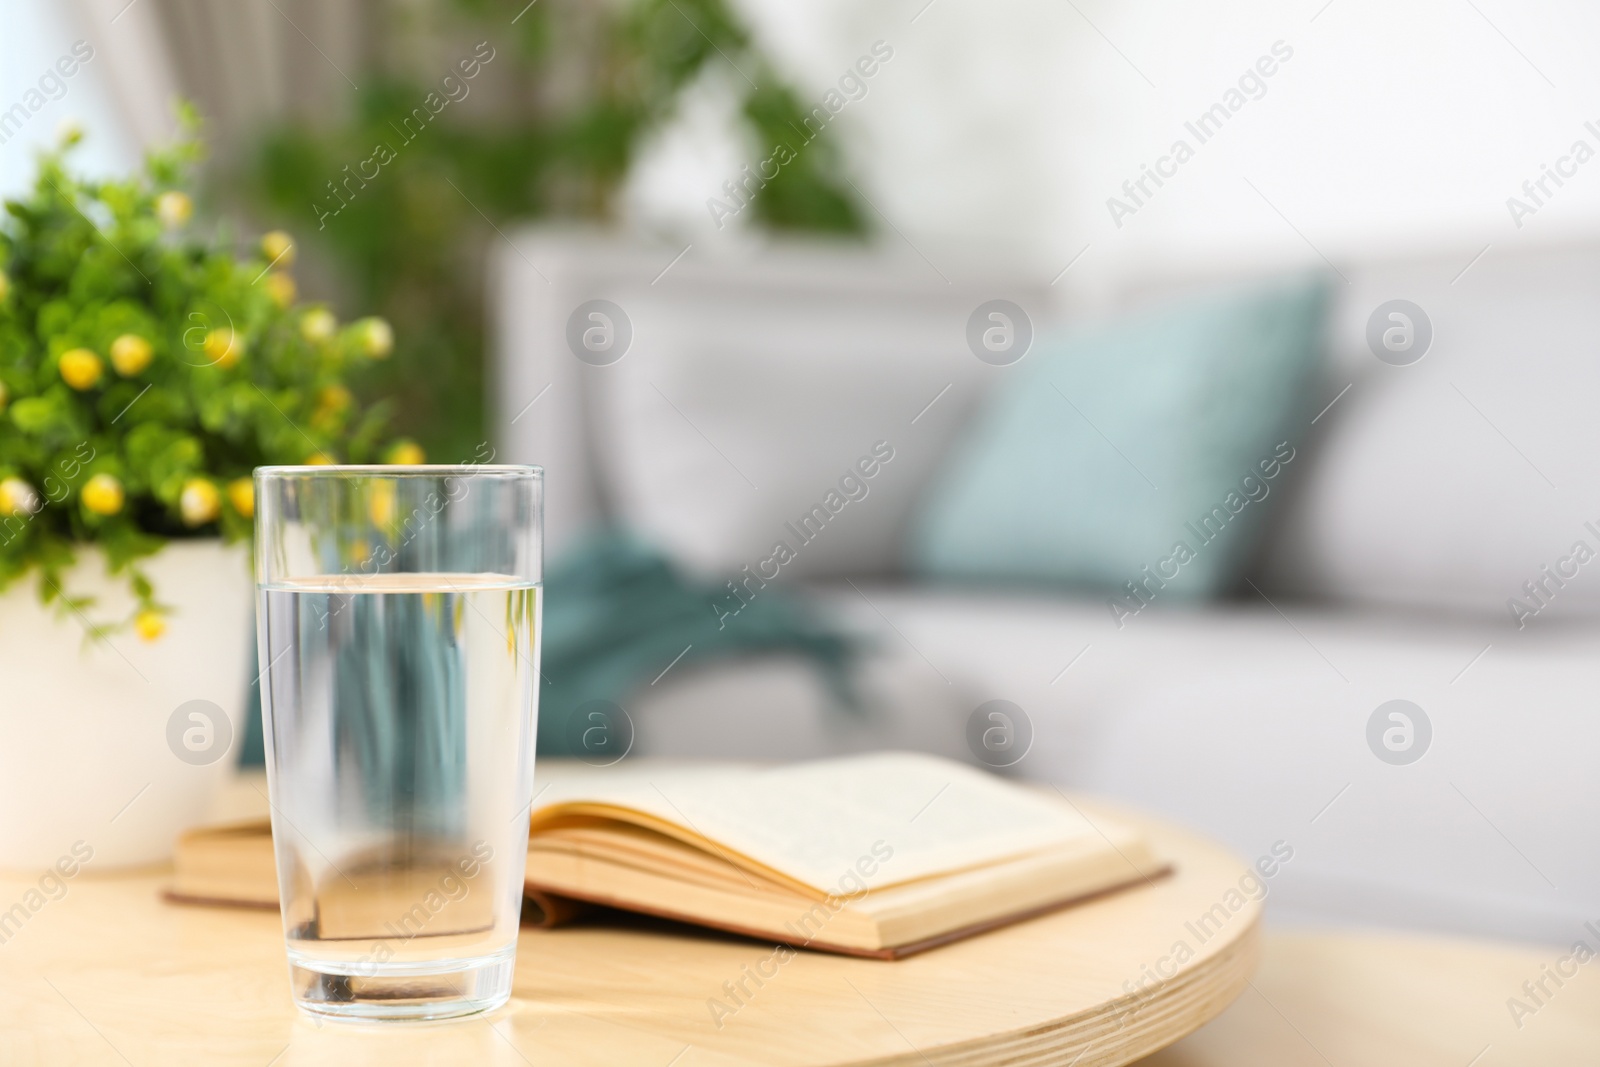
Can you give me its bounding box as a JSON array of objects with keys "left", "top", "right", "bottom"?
[
  {"left": 156, "top": 191, "right": 193, "bottom": 229},
  {"left": 367, "top": 481, "right": 397, "bottom": 527},
  {"left": 109, "top": 334, "right": 153, "bottom": 376},
  {"left": 386, "top": 441, "right": 426, "bottom": 465},
  {"left": 134, "top": 610, "right": 166, "bottom": 642},
  {"left": 318, "top": 385, "right": 352, "bottom": 413},
  {"left": 301, "top": 308, "right": 337, "bottom": 344},
  {"left": 81, "top": 473, "right": 125, "bottom": 516},
  {"left": 306, "top": 452, "right": 337, "bottom": 466},
  {"left": 355, "top": 317, "right": 393, "bottom": 359},
  {"left": 314, "top": 393, "right": 350, "bottom": 433},
  {"left": 180, "top": 478, "right": 221, "bottom": 526},
  {"left": 264, "top": 272, "right": 296, "bottom": 308},
  {"left": 227, "top": 477, "right": 254, "bottom": 518},
  {"left": 204, "top": 328, "right": 242, "bottom": 368},
  {"left": 261, "top": 230, "right": 296, "bottom": 267},
  {"left": 0, "top": 477, "right": 38, "bottom": 515},
  {"left": 59, "top": 348, "right": 103, "bottom": 390}
]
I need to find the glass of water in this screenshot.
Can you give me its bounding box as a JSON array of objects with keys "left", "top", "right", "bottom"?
[{"left": 254, "top": 464, "right": 541, "bottom": 1022}]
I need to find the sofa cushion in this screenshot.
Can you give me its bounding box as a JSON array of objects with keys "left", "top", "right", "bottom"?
[
  {"left": 909, "top": 276, "right": 1329, "bottom": 601},
  {"left": 1258, "top": 243, "right": 1600, "bottom": 622},
  {"left": 589, "top": 256, "right": 1055, "bottom": 579},
  {"left": 493, "top": 230, "right": 1054, "bottom": 577}
]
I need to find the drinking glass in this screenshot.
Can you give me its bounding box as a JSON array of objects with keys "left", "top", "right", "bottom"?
[{"left": 254, "top": 465, "right": 542, "bottom": 1022}]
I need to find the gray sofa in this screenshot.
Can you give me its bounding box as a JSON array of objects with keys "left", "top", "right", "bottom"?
[{"left": 492, "top": 229, "right": 1599, "bottom": 946}]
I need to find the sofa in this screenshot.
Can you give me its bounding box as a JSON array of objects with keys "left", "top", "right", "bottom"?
[{"left": 492, "top": 228, "right": 1599, "bottom": 947}]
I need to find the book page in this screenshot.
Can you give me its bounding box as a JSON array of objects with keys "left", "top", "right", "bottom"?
[{"left": 530, "top": 752, "right": 1114, "bottom": 894}]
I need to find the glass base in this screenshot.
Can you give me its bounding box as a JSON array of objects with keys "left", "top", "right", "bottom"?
[{"left": 287, "top": 949, "right": 516, "bottom": 1022}]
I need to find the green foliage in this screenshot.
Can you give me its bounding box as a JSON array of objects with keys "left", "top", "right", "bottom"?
[
  {"left": 0, "top": 114, "right": 404, "bottom": 635},
  {"left": 242, "top": 0, "right": 866, "bottom": 462}
]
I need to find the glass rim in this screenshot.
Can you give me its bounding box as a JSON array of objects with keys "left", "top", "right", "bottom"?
[{"left": 254, "top": 464, "right": 543, "bottom": 479}]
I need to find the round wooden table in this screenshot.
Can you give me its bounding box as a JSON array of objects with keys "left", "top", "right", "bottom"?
[
  {"left": 5, "top": 787, "right": 1598, "bottom": 1066},
  {"left": 0, "top": 800, "right": 1258, "bottom": 1065}
]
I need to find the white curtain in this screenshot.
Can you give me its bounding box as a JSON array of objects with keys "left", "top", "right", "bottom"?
[
  {"left": 64, "top": 0, "right": 185, "bottom": 153},
  {"left": 66, "top": 0, "right": 371, "bottom": 158}
]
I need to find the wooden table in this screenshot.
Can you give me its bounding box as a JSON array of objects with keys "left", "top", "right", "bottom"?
[
  {"left": 1146, "top": 930, "right": 1600, "bottom": 1066},
  {"left": 1, "top": 794, "right": 1595, "bottom": 1065}
]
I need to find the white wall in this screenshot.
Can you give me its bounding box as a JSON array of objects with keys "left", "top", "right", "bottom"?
[
  {"left": 18, "top": 0, "right": 1591, "bottom": 285},
  {"left": 627, "top": 0, "right": 1600, "bottom": 294}
]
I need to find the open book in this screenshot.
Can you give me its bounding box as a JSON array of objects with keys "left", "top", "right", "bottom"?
[{"left": 170, "top": 753, "right": 1163, "bottom": 958}]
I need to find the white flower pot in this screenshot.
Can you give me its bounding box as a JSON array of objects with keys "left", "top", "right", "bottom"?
[{"left": 0, "top": 540, "right": 252, "bottom": 871}]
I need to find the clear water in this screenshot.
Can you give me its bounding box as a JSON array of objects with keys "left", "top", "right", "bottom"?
[{"left": 257, "top": 573, "right": 540, "bottom": 1020}]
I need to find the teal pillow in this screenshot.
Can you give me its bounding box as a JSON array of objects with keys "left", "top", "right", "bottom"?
[{"left": 910, "top": 277, "right": 1329, "bottom": 608}]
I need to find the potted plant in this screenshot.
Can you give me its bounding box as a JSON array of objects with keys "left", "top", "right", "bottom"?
[{"left": 0, "top": 118, "right": 414, "bottom": 870}]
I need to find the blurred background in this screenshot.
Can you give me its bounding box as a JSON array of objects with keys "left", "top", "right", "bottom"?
[{"left": 9, "top": 0, "right": 1598, "bottom": 952}]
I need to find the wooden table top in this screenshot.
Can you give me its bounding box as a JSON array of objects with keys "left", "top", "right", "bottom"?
[
  {"left": 0, "top": 782, "right": 1594, "bottom": 1065},
  {"left": 1148, "top": 928, "right": 1600, "bottom": 1067}
]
